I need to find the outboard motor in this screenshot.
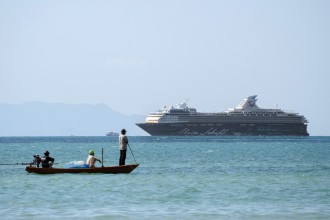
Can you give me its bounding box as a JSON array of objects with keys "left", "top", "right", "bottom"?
[{"left": 33, "top": 155, "right": 41, "bottom": 167}]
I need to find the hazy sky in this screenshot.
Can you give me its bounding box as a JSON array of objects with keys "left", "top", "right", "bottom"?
[{"left": 1, "top": 0, "right": 329, "bottom": 135}]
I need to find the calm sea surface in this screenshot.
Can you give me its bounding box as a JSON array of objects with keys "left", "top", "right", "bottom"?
[{"left": 0, "top": 136, "right": 329, "bottom": 220}]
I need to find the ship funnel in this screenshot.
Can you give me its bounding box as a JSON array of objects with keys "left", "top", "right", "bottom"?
[{"left": 235, "top": 95, "right": 259, "bottom": 111}]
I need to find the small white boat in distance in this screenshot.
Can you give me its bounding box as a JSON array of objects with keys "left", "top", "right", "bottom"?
[{"left": 106, "top": 131, "right": 119, "bottom": 136}]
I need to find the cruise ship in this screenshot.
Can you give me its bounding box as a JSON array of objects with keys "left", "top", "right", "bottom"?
[{"left": 136, "top": 96, "right": 309, "bottom": 136}]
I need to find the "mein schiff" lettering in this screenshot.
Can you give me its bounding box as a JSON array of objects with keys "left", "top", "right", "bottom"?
[{"left": 179, "top": 128, "right": 229, "bottom": 136}]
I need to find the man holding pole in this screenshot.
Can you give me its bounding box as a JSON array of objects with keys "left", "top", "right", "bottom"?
[{"left": 119, "top": 129, "right": 128, "bottom": 166}]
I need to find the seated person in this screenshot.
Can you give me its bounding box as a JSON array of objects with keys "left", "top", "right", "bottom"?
[
  {"left": 86, "top": 150, "right": 101, "bottom": 168},
  {"left": 41, "top": 150, "right": 55, "bottom": 168}
]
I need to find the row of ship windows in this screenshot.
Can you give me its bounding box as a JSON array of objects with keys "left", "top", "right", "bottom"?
[
  {"left": 221, "top": 114, "right": 279, "bottom": 117},
  {"left": 148, "top": 117, "right": 302, "bottom": 122},
  {"left": 171, "top": 123, "right": 293, "bottom": 127},
  {"left": 186, "top": 124, "right": 256, "bottom": 127},
  {"left": 153, "top": 115, "right": 299, "bottom": 119},
  {"left": 159, "top": 118, "right": 301, "bottom": 123},
  {"left": 162, "top": 113, "right": 294, "bottom": 117},
  {"left": 180, "top": 117, "right": 300, "bottom": 121}
]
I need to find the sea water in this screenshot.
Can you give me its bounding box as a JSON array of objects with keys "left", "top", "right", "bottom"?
[{"left": 0, "top": 136, "right": 329, "bottom": 220}]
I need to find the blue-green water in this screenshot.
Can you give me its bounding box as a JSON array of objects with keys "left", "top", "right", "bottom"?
[{"left": 0, "top": 136, "right": 329, "bottom": 219}]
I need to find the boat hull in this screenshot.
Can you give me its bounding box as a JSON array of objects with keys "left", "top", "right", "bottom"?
[
  {"left": 26, "top": 164, "right": 139, "bottom": 174},
  {"left": 136, "top": 122, "right": 309, "bottom": 136}
]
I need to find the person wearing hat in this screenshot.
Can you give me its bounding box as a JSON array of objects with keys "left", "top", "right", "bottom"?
[
  {"left": 119, "top": 129, "right": 128, "bottom": 166},
  {"left": 41, "top": 150, "right": 55, "bottom": 168},
  {"left": 86, "top": 150, "right": 101, "bottom": 168}
]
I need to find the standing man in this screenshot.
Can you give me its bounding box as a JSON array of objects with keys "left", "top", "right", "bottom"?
[{"left": 119, "top": 129, "right": 128, "bottom": 166}]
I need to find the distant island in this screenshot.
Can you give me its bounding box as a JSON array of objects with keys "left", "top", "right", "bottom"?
[{"left": 0, "top": 102, "right": 148, "bottom": 136}]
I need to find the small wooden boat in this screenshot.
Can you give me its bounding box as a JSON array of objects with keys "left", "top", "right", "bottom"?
[{"left": 26, "top": 164, "right": 139, "bottom": 174}]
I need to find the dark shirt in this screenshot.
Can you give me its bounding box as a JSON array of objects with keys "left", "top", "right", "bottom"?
[{"left": 41, "top": 156, "right": 55, "bottom": 168}]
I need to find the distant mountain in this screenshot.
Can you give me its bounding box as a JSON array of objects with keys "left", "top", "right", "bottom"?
[{"left": 0, "top": 102, "right": 148, "bottom": 136}]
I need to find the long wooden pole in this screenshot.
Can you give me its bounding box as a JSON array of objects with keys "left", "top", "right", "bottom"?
[
  {"left": 0, "top": 162, "right": 58, "bottom": 166},
  {"left": 0, "top": 162, "right": 32, "bottom": 165},
  {"left": 128, "top": 144, "right": 137, "bottom": 164}
]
